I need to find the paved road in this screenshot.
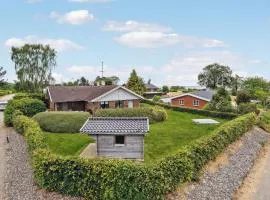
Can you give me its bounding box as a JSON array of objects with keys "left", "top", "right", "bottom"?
[{"left": 0, "top": 94, "right": 14, "bottom": 200}]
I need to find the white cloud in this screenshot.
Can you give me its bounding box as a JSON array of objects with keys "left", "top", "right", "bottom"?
[
  {"left": 103, "top": 20, "right": 171, "bottom": 32},
  {"left": 4, "top": 35, "right": 83, "bottom": 52},
  {"left": 52, "top": 72, "right": 69, "bottom": 83},
  {"left": 50, "top": 10, "right": 94, "bottom": 25},
  {"left": 161, "top": 51, "right": 257, "bottom": 85},
  {"left": 68, "top": 0, "right": 111, "bottom": 3},
  {"left": 115, "top": 31, "right": 226, "bottom": 48},
  {"left": 66, "top": 65, "right": 98, "bottom": 75}
]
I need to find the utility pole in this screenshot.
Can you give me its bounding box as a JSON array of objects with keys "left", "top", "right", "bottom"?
[{"left": 100, "top": 61, "right": 104, "bottom": 78}]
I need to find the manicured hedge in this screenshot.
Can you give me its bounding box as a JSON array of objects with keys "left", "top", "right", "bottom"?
[
  {"left": 16, "top": 111, "right": 255, "bottom": 199},
  {"left": 13, "top": 113, "right": 47, "bottom": 152},
  {"left": 0, "top": 89, "right": 13, "bottom": 96},
  {"left": 13, "top": 92, "right": 45, "bottom": 101},
  {"left": 258, "top": 111, "right": 270, "bottom": 132},
  {"left": 95, "top": 107, "right": 167, "bottom": 124},
  {"left": 4, "top": 98, "right": 46, "bottom": 126},
  {"left": 142, "top": 99, "right": 239, "bottom": 120},
  {"left": 33, "top": 111, "right": 90, "bottom": 133}
]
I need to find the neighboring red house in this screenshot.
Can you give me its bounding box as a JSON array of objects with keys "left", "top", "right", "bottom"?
[
  {"left": 47, "top": 85, "right": 144, "bottom": 112},
  {"left": 170, "top": 90, "right": 213, "bottom": 110}
]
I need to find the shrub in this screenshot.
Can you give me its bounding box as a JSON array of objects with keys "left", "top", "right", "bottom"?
[
  {"left": 95, "top": 107, "right": 167, "bottom": 124},
  {"left": 142, "top": 99, "right": 238, "bottom": 119},
  {"left": 4, "top": 98, "right": 46, "bottom": 126},
  {"left": 13, "top": 115, "right": 47, "bottom": 151},
  {"left": 152, "top": 95, "right": 161, "bottom": 102},
  {"left": 33, "top": 111, "right": 90, "bottom": 133},
  {"left": 30, "top": 113, "right": 255, "bottom": 199},
  {"left": 237, "top": 103, "right": 258, "bottom": 114},
  {"left": 236, "top": 90, "right": 251, "bottom": 105},
  {"left": 258, "top": 111, "right": 270, "bottom": 132}
]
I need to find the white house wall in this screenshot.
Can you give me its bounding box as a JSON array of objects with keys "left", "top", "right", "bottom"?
[{"left": 97, "top": 88, "right": 140, "bottom": 102}]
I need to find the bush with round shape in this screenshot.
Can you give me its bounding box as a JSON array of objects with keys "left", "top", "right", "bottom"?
[
  {"left": 33, "top": 111, "right": 90, "bottom": 133},
  {"left": 237, "top": 103, "right": 258, "bottom": 114},
  {"left": 4, "top": 98, "right": 46, "bottom": 126},
  {"left": 236, "top": 90, "right": 251, "bottom": 105}
]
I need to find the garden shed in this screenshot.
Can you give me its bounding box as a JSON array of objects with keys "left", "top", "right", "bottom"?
[{"left": 80, "top": 117, "right": 149, "bottom": 160}]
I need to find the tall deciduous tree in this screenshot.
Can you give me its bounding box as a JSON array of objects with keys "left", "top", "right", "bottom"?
[
  {"left": 198, "top": 63, "right": 232, "bottom": 89},
  {"left": 11, "top": 44, "right": 56, "bottom": 92},
  {"left": 162, "top": 85, "right": 169, "bottom": 93},
  {"left": 231, "top": 74, "right": 243, "bottom": 95},
  {"left": 242, "top": 76, "right": 269, "bottom": 98},
  {"left": 0, "top": 66, "right": 7, "bottom": 86},
  {"left": 126, "top": 69, "right": 146, "bottom": 95},
  {"left": 77, "top": 77, "right": 89, "bottom": 86}
]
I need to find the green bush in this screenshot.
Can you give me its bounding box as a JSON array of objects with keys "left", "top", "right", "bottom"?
[
  {"left": 237, "top": 103, "right": 258, "bottom": 114},
  {"left": 236, "top": 90, "right": 251, "bottom": 105},
  {"left": 15, "top": 108, "right": 255, "bottom": 199},
  {"left": 95, "top": 107, "right": 167, "bottom": 124},
  {"left": 13, "top": 115, "right": 47, "bottom": 152},
  {"left": 0, "top": 89, "right": 13, "bottom": 96},
  {"left": 258, "top": 111, "right": 270, "bottom": 132},
  {"left": 30, "top": 113, "right": 255, "bottom": 199},
  {"left": 4, "top": 98, "right": 46, "bottom": 126},
  {"left": 33, "top": 111, "right": 90, "bottom": 133},
  {"left": 142, "top": 99, "right": 238, "bottom": 120}
]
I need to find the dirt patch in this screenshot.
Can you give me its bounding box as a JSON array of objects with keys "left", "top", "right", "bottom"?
[{"left": 233, "top": 142, "right": 270, "bottom": 200}]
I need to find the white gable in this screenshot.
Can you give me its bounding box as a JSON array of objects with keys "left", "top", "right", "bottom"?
[{"left": 95, "top": 88, "right": 141, "bottom": 102}]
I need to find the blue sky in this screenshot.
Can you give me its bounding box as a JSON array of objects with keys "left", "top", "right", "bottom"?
[{"left": 0, "top": 0, "right": 269, "bottom": 86}]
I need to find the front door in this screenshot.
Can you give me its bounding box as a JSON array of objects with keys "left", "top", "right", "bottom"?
[{"left": 128, "top": 100, "right": 133, "bottom": 108}]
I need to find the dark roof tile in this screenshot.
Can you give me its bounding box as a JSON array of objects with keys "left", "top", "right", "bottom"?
[{"left": 80, "top": 117, "right": 149, "bottom": 135}]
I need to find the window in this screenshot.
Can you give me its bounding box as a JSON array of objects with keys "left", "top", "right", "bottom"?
[
  {"left": 193, "top": 100, "right": 200, "bottom": 106},
  {"left": 179, "top": 99, "right": 184, "bottom": 106},
  {"left": 100, "top": 101, "right": 109, "bottom": 109},
  {"left": 115, "top": 135, "right": 125, "bottom": 146},
  {"left": 115, "top": 100, "right": 124, "bottom": 108}
]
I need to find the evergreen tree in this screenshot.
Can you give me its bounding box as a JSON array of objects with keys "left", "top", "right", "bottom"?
[{"left": 127, "top": 69, "right": 146, "bottom": 95}]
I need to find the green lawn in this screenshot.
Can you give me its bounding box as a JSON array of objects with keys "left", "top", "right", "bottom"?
[
  {"left": 144, "top": 109, "right": 227, "bottom": 163},
  {"left": 44, "top": 132, "right": 94, "bottom": 156}
]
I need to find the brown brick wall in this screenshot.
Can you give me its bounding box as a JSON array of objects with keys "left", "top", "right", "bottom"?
[
  {"left": 171, "top": 95, "right": 208, "bottom": 110},
  {"left": 133, "top": 99, "right": 140, "bottom": 108},
  {"left": 109, "top": 101, "right": 116, "bottom": 108}
]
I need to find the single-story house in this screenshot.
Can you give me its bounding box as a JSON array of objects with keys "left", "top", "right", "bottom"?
[
  {"left": 80, "top": 117, "right": 149, "bottom": 160},
  {"left": 47, "top": 85, "right": 144, "bottom": 112},
  {"left": 143, "top": 83, "right": 162, "bottom": 99},
  {"left": 169, "top": 90, "right": 214, "bottom": 109}
]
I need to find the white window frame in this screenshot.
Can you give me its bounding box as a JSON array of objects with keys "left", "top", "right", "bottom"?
[
  {"left": 179, "top": 99, "right": 184, "bottom": 106},
  {"left": 114, "top": 135, "right": 125, "bottom": 147},
  {"left": 193, "top": 100, "right": 200, "bottom": 106}
]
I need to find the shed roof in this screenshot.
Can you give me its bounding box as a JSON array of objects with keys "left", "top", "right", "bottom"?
[{"left": 80, "top": 117, "right": 149, "bottom": 135}]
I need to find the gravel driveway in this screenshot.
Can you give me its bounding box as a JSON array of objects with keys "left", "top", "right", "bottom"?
[
  {"left": 0, "top": 95, "right": 83, "bottom": 200},
  {"left": 168, "top": 127, "right": 269, "bottom": 200}
]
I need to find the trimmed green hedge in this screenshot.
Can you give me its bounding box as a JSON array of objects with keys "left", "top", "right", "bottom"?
[
  {"left": 4, "top": 98, "right": 46, "bottom": 126},
  {"left": 13, "top": 114, "right": 47, "bottom": 152},
  {"left": 0, "top": 89, "right": 13, "bottom": 96},
  {"left": 13, "top": 92, "right": 45, "bottom": 101},
  {"left": 33, "top": 111, "right": 90, "bottom": 133},
  {"left": 258, "top": 111, "right": 270, "bottom": 132},
  {"left": 15, "top": 110, "right": 256, "bottom": 199},
  {"left": 95, "top": 107, "right": 167, "bottom": 124},
  {"left": 142, "top": 99, "right": 239, "bottom": 120}
]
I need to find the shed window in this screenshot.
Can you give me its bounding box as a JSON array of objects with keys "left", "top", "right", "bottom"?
[
  {"left": 115, "top": 135, "right": 125, "bottom": 146},
  {"left": 100, "top": 101, "right": 109, "bottom": 109},
  {"left": 179, "top": 99, "right": 184, "bottom": 106},
  {"left": 193, "top": 100, "right": 200, "bottom": 106}
]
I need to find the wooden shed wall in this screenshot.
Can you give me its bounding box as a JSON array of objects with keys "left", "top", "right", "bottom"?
[{"left": 96, "top": 135, "right": 144, "bottom": 160}]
